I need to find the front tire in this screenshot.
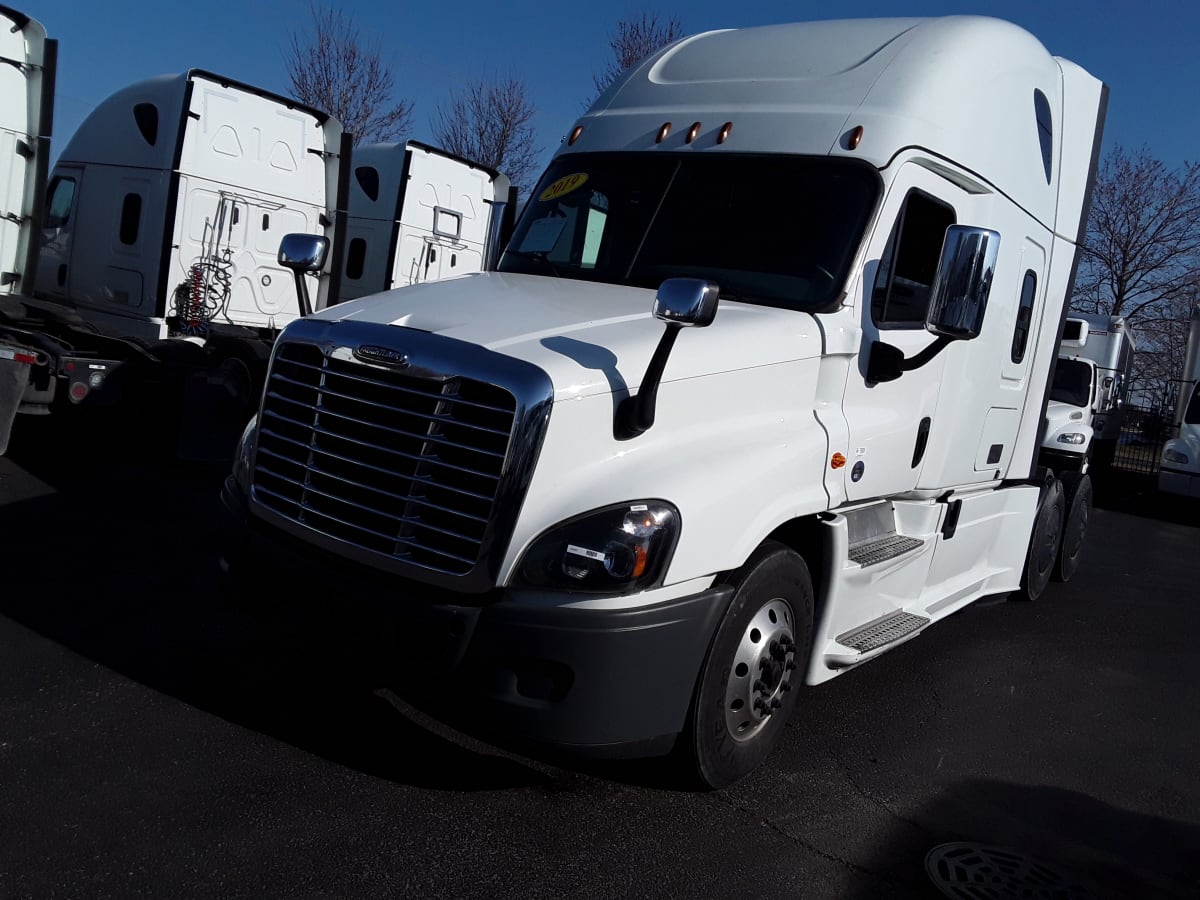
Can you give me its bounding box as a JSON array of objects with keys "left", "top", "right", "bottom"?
[{"left": 686, "top": 541, "right": 814, "bottom": 789}]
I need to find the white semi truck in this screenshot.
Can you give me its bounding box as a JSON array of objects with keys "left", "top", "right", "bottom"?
[
  {"left": 1158, "top": 306, "right": 1200, "bottom": 498},
  {"left": 340, "top": 141, "right": 515, "bottom": 303},
  {"left": 1040, "top": 313, "right": 1135, "bottom": 474},
  {"left": 0, "top": 4, "right": 54, "bottom": 452},
  {"left": 223, "top": 16, "right": 1107, "bottom": 786},
  {"left": 0, "top": 42, "right": 351, "bottom": 456}
]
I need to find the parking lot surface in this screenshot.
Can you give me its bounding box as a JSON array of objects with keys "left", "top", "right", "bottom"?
[{"left": 1, "top": 422, "right": 1198, "bottom": 899}]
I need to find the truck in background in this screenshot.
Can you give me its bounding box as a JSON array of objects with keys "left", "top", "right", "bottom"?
[
  {"left": 1039, "top": 313, "right": 1135, "bottom": 474},
  {"left": 340, "top": 141, "right": 515, "bottom": 303},
  {"left": 0, "top": 3, "right": 54, "bottom": 453},
  {"left": 224, "top": 16, "right": 1106, "bottom": 787},
  {"left": 1, "top": 67, "right": 351, "bottom": 459},
  {"left": 1158, "top": 306, "right": 1200, "bottom": 498}
]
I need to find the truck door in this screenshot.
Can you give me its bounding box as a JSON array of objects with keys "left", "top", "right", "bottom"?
[
  {"left": 839, "top": 164, "right": 961, "bottom": 501},
  {"left": 393, "top": 149, "right": 492, "bottom": 286},
  {"left": 36, "top": 169, "right": 82, "bottom": 300}
]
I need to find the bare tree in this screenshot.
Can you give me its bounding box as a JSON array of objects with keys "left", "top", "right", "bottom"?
[
  {"left": 286, "top": 5, "right": 413, "bottom": 146},
  {"left": 1073, "top": 145, "right": 1200, "bottom": 321},
  {"left": 1072, "top": 146, "right": 1200, "bottom": 393},
  {"left": 592, "top": 13, "right": 684, "bottom": 100},
  {"left": 432, "top": 78, "right": 540, "bottom": 196}
]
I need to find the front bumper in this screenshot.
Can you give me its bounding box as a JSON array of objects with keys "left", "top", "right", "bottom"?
[
  {"left": 221, "top": 477, "right": 733, "bottom": 758},
  {"left": 1158, "top": 467, "right": 1200, "bottom": 499}
]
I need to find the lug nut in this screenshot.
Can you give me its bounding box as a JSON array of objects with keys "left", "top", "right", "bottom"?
[
  {"left": 785, "top": 660, "right": 797, "bottom": 671},
  {"left": 770, "top": 698, "right": 782, "bottom": 709},
  {"left": 753, "top": 679, "right": 767, "bottom": 693}
]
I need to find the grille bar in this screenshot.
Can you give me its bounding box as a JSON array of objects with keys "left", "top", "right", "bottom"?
[
  {"left": 273, "top": 354, "right": 516, "bottom": 415},
  {"left": 259, "top": 417, "right": 504, "bottom": 483},
  {"left": 265, "top": 388, "right": 510, "bottom": 450},
  {"left": 255, "top": 442, "right": 494, "bottom": 503},
  {"left": 253, "top": 483, "right": 479, "bottom": 568},
  {"left": 255, "top": 453, "right": 490, "bottom": 525}
]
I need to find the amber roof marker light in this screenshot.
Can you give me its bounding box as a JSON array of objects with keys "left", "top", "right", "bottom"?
[
  {"left": 685, "top": 121, "right": 702, "bottom": 143},
  {"left": 567, "top": 124, "right": 584, "bottom": 146},
  {"left": 847, "top": 125, "right": 864, "bottom": 150},
  {"left": 717, "top": 121, "right": 733, "bottom": 144},
  {"left": 656, "top": 122, "right": 672, "bottom": 143}
]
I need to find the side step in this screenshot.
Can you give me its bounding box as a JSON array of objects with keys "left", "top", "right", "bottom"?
[
  {"left": 836, "top": 610, "right": 930, "bottom": 654},
  {"left": 847, "top": 534, "right": 924, "bottom": 567}
]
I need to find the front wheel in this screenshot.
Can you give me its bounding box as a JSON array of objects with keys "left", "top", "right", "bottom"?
[{"left": 685, "top": 541, "right": 814, "bottom": 789}]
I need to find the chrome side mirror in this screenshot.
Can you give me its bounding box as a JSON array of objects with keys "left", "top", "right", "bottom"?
[
  {"left": 278, "top": 233, "right": 329, "bottom": 273},
  {"left": 925, "top": 226, "right": 1000, "bottom": 340},
  {"left": 653, "top": 278, "right": 720, "bottom": 328},
  {"left": 278, "top": 234, "right": 330, "bottom": 317}
]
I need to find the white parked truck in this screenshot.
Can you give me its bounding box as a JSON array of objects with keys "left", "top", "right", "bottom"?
[
  {"left": 0, "top": 58, "right": 350, "bottom": 457},
  {"left": 340, "top": 141, "right": 515, "bottom": 303},
  {"left": 223, "top": 16, "right": 1107, "bottom": 786},
  {"left": 1040, "top": 313, "right": 1135, "bottom": 473},
  {"left": 1158, "top": 306, "right": 1200, "bottom": 498},
  {"left": 0, "top": 3, "right": 54, "bottom": 453}
]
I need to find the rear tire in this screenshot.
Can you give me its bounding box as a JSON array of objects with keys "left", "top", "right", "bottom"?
[
  {"left": 685, "top": 541, "right": 813, "bottom": 789},
  {"left": 1014, "top": 472, "right": 1064, "bottom": 601},
  {"left": 1054, "top": 471, "right": 1092, "bottom": 583}
]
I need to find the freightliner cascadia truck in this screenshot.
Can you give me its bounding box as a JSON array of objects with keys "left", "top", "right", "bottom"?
[{"left": 222, "top": 16, "right": 1107, "bottom": 787}]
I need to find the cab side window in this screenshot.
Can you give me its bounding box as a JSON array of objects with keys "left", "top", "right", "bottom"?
[
  {"left": 871, "top": 190, "right": 956, "bottom": 328},
  {"left": 44, "top": 177, "right": 76, "bottom": 229}
]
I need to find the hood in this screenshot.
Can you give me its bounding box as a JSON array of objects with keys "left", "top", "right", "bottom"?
[
  {"left": 1045, "top": 399, "right": 1089, "bottom": 422},
  {"left": 315, "top": 272, "right": 822, "bottom": 400}
]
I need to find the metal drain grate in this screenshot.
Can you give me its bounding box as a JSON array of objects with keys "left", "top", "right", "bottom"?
[
  {"left": 848, "top": 533, "right": 923, "bottom": 566},
  {"left": 925, "top": 843, "right": 1096, "bottom": 899},
  {"left": 837, "top": 611, "right": 928, "bottom": 653}
]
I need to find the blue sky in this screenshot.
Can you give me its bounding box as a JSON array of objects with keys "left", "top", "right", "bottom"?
[{"left": 25, "top": 0, "right": 1200, "bottom": 175}]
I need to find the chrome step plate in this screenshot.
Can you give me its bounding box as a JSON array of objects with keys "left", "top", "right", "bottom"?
[
  {"left": 847, "top": 534, "right": 924, "bottom": 567},
  {"left": 837, "top": 611, "right": 930, "bottom": 653}
]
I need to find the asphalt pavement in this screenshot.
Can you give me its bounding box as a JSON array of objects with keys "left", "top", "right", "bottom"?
[{"left": 1, "top": 418, "right": 1198, "bottom": 899}]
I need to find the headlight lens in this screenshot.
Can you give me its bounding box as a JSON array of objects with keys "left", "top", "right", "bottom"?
[
  {"left": 233, "top": 414, "right": 258, "bottom": 490},
  {"left": 1057, "top": 433, "right": 1086, "bottom": 445},
  {"left": 1164, "top": 449, "right": 1190, "bottom": 464},
  {"left": 514, "top": 501, "right": 680, "bottom": 594}
]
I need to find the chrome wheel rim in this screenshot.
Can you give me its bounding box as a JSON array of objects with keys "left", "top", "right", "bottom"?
[{"left": 724, "top": 597, "right": 796, "bottom": 743}]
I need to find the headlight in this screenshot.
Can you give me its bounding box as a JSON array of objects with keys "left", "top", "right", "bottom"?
[
  {"left": 514, "top": 501, "right": 680, "bottom": 594},
  {"left": 232, "top": 414, "right": 259, "bottom": 490},
  {"left": 1164, "top": 449, "right": 1190, "bottom": 465},
  {"left": 1057, "top": 433, "right": 1086, "bottom": 445}
]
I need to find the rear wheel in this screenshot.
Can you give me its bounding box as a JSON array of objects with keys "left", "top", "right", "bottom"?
[
  {"left": 1054, "top": 471, "right": 1092, "bottom": 583},
  {"left": 1013, "top": 472, "right": 1064, "bottom": 601},
  {"left": 686, "top": 541, "right": 813, "bottom": 789}
]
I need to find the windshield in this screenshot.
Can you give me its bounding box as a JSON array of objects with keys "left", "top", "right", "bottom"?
[
  {"left": 1185, "top": 383, "right": 1200, "bottom": 425},
  {"left": 1050, "top": 358, "right": 1093, "bottom": 408},
  {"left": 499, "top": 153, "right": 880, "bottom": 312}
]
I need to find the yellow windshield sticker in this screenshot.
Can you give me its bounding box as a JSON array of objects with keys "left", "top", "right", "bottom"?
[{"left": 539, "top": 173, "right": 588, "bottom": 202}]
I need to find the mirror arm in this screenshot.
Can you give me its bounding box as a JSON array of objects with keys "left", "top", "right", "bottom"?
[
  {"left": 616, "top": 323, "right": 682, "bottom": 440},
  {"left": 867, "top": 334, "right": 953, "bottom": 385},
  {"left": 292, "top": 269, "right": 313, "bottom": 318},
  {"left": 901, "top": 334, "right": 953, "bottom": 372}
]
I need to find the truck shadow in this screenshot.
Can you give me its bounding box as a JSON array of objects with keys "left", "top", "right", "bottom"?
[
  {"left": 1090, "top": 468, "right": 1200, "bottom": 528},
  {"left": 846, "top": 779, "right": 1200, "bottom": 899},
  {"left": 0, "top": 436, "right": 556, "bottom": 792}
]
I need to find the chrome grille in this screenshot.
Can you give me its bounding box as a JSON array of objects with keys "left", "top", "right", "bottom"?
[{"left": 252, "top": 341, "right": 518, "bottom": 576}]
